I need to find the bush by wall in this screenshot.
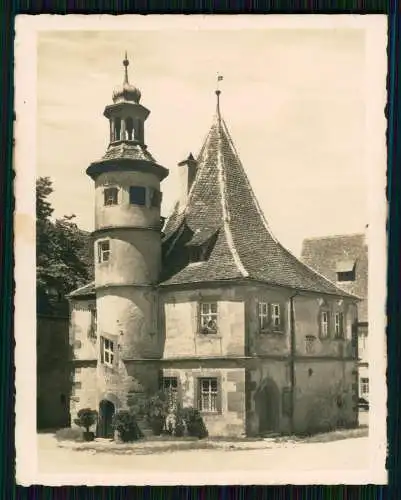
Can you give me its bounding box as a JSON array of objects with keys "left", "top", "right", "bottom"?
[
  {"left": 112, "top": 410, "right": 143, "bottom": 442},
  {"left": 180, "top": 407, "right": 208, "bottom": 439}
]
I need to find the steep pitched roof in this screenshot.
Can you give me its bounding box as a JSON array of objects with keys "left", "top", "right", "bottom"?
[
  {"left": 161, "top": 102, "right": 356, "bottom": 298},
  {"left": 301, "top": 233, "right": 368, "bottom": 320}
]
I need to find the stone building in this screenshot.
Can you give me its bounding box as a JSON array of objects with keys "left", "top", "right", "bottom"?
[
  {"left": 301, "top": 232, "right": 369, "bottom": 404},
  {"left": 68, "top": 56, "right": 360, "bottom": 438}
]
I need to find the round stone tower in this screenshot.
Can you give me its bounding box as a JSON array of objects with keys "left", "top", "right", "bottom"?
[{"left": 86, "top": 55, "right": 168, "bottom": 427}]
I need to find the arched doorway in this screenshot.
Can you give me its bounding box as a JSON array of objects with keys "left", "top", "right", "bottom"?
[
  {"left": 254, "top": 378, "right": 280, "bottom": 434},
  {"left": 98, "top": 400, "right": 115, "bottom": 438}
]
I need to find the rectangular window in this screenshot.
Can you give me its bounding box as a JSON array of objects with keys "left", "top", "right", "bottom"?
[
  {"left": 150, "top": 188, "right": 162, "bottom": 208},
  {"left": 97, "top": 240, "right": 110, "bottom": 263},
  {"left": 360, "top": 377, "right": 369, "bottom": 397},
  {"left": 336, "top": 270, "right": 355, "bottom": 282},
  {"left": 258, "top": 302, "right": 269, "bottom": 330},
  {"left": 198, "top": 378, "right": 218, "bottom": 413},
  {"left": 199, "top": 302, "right": 218, "bottom": 334},
  {"left": 320, "top": 311, "right": 329, "bottom": 338},
  {"left": 89, "top": 308, "right": 97, "bottom": 339},
  {"left": 162, "top": 377, "right": 178, "bottom": 410},
  {"left": 129, "top": 186, "right": 146, "bottom": 206},
  {"left": 104, "top": 187, "right": 118, "bottom": 206},
  {"left": 100, "top": 336, "right": 115, "bottom": 367},
  {"left": 334, "top": 312, "right": 344, "bottom": 338},
  {"left": 271, "top": 303, "right": 281, "bottom": 329}
]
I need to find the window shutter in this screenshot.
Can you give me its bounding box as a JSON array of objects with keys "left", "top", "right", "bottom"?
[
  {"left": 195, "top": 377, "right": 200, "bottom": 410},
  {"left": 268, "top": 303, "right": 272, "bottom": 329},
  {"left": 217, "top": 376, "right": 222, "bottom": 413},
  {"left": 100, "top": 337, "right": 104, "bottom": 363},
  {"left": 256, "top": 301, "right": 260, "bottom": 330},
  {"left": 318, "top": 310, "right": 322, "bottom": 337}
]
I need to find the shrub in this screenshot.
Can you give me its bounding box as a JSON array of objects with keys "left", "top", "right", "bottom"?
[
  {"left": 180, "top": 407, "right": 208, "bottom": 439},
  {"left": 112, "top": 410, "right": 143, "bottom": 442},
  {"left": 73, "top": 408, "right": 98, "bottom": 441},
  {"left": 55, "top": 427, "right": 84, "bottom": 442},
  {"left": 139, "top": 391, "right": 171, "bottom": 436}
]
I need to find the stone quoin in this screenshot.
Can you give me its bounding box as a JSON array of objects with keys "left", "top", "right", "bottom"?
[{"left": 68, "top": 55, "right": 360, "bottom": 438}]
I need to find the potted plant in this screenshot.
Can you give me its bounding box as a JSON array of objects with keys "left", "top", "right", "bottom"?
[{"left": 73, "top": 408, "right": 98, "bottom": 442}]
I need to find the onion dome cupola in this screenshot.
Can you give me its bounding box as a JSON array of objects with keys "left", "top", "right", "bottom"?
[{"left": 86, "top": 53, "right": 168, "bottom": 184}]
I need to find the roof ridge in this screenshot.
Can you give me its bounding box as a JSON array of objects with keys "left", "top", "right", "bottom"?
[
  {"left": 303, "top": 232, "right": 366, "bottom": 242},
  {"left": 220, "top": 118, "right": 282, "bottom": 247},
  {"left": 217, "top": 117, "right": 248, "bottom": 278}
]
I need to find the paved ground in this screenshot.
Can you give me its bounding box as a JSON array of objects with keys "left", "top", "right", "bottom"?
[{"left": 37, "top": 432, "right": 369, "bottom": 480}]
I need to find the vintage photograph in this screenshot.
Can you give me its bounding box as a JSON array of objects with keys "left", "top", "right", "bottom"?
[{"left": 14, "top": 15, "right": 387, "bottom": 485}]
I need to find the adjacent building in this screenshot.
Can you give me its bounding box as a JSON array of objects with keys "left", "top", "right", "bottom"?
[
  {"left": 301, "top": 233, "right": 369, "bottom": 403},
  {"left": 68, "top": 56, "right": 360, "bottom": 438}
]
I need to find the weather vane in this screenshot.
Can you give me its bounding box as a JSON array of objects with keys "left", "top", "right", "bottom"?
[{"left": 216, "top": 72, "right": 224, "bottom": 92}]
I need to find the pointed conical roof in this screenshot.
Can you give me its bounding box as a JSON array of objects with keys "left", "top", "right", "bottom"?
[{"left": 161, "top": 99, "right": 356, "bottom": 298}]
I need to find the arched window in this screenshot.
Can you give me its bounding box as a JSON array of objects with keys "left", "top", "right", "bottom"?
[
  {"left": 114, "top": 118, "right": 121, "bottom": 141},
  {"left": 125, "top": 117, "right": 134, "bottom": 140}
]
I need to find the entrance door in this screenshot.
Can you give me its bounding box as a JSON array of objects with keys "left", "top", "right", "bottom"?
[
  {"left": 254, "top": 379, "right": 279, "bottom": 434},
  {"left": 98, "top": 400, "right": 115, "bottom": 438}
]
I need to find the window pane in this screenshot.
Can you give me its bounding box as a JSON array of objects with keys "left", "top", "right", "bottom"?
[
  {"left": 210, "top": 303, "right": 217, "bottom": 314},
  {"left": 201, "top": 303, "right": 209, "bottom": 314},
  {"left": 129, "top": 186, "right": 146, "bottom": 206},
  {"left": 211, "top": 379, "right": 218, "bottom": 391},
  {"left": 104, "top": 352, "right": 109, "bottom": 363}
]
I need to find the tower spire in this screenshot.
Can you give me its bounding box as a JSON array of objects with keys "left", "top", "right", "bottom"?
[
  {"left": 123, "top": 51, "right": 129, "bottom": 85},
  {"left": 215, "top": 73, "right": 223, "bottom": 118}
]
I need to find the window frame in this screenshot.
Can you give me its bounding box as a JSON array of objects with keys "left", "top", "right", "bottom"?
[
  {"left": 129, "top": 185, "right": 147, "bottom": 206},
  {"left": 161, "top": 376, "right": 179, "bottom": 410},
  {"left": 334, "top": 312, "right": 345, "bottom": 338},
  {"left": 103, "top": 187, "right": 119, "bottom": 206},
  {"left": 197, "top": 377, "right": 220, "bottom": 414},
  {"left": 199, "top": 302, "right": 218, "bottom": 335},
  {"left": 271, "top": 303, "right": 281, "bottom": 330},
  {"left": 149, "top": 188, "right": 162, "bottom": 209},
  {"left": 360, "top": 377, "right": 369, "bottom": 397},
  {"left": 97, "top": 240, "right": 110, "bottom": 264},
  {"left": 100, "top": 336, "right": 115, "bottom": 368},
  {"left": 320, "top": 310, "right": 330, "bottom": 338},
  {"left": 258, "top": 302, "right": 269, "bottom": 331}
]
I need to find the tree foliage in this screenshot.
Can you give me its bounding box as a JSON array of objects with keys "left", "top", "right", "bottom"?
[{"left": 36, "top": 177, "right": 94, "bottom": 315}]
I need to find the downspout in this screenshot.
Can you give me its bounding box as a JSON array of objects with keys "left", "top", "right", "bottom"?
[{"left": 289, "top": 291, "right": 300, "bottom": 435}]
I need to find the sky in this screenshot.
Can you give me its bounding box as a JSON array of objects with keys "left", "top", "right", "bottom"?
[{"left": 37, "top": 26, "right": 373, "bottom": 256}]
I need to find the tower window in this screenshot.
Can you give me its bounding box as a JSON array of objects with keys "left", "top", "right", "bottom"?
[
  {"left": 125, "top": 117, "right": 134, "bottom": 140},
  {"left": 114, "top": 117, "right": 121, "bottom": 141},
  {"left": 150, "top": 188, "right": 162, "bottom": 208},
  {"left": 104, "top": 187, "right": 118, "bottom": 206},
  {"left": 129, "top": 186, "right": 146, "bottom": 206},
  {"left": 98, "top": 240, "right": 110, "bottom": 263},
  {"left": 100, "top": 336, "right": 115, "bottom": 367}
]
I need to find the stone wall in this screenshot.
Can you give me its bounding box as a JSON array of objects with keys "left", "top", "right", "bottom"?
[{"left": 293, "top": 359, "right": 358, "bottom": 433}]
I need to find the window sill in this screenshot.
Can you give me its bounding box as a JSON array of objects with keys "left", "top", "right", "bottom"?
[
  {"left": 259, "top": 329, "right": 284, "bottom": 335},
  {"left": 197, "top": 333, "right": 222, "bottom": 339}
]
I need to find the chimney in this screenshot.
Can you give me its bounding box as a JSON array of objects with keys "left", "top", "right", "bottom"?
[{"left": 178, "top": 153, "right": 197, "bottom": 195}]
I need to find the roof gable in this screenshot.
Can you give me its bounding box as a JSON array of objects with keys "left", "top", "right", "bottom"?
[{"left": 161, "top": 105, "right": 356, "bottom": 299}]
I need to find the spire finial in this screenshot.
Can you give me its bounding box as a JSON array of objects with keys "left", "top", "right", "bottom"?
[
  {"left": 123, "top": 52, "right": 129, "bottom": 84},
  {"left": 216, "top": 73, "right": 223, "bottom": 117}
]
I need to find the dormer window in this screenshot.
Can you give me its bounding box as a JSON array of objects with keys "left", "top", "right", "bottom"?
[
  {"left": 129, "top": 186, "right": 146, "bottom": 206},
  {"left": 104, "top": 187, "right": 118, "bottom": 206},
  {"left": 336, "top": 260, "right": 356, "bottom": 282},
  {"left": 186, "top": 228, "right": 218, "bottom": 264},
  {"left": 189, "top": 245, "right": 206, "bottom": 263},
  {"left": 199, "top": 302, "right": 218, "bottom": 334}
]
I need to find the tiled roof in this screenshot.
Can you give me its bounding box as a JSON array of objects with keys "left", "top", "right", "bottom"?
[
  {"left": 101, "top": 142, "right": 156, "bottom": 163},
  {"left": 301, "top": 234, "right": 368, "bottom": 321},
  {"left": 161, "top": 106, "right": 357, "bottom": 298}
]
